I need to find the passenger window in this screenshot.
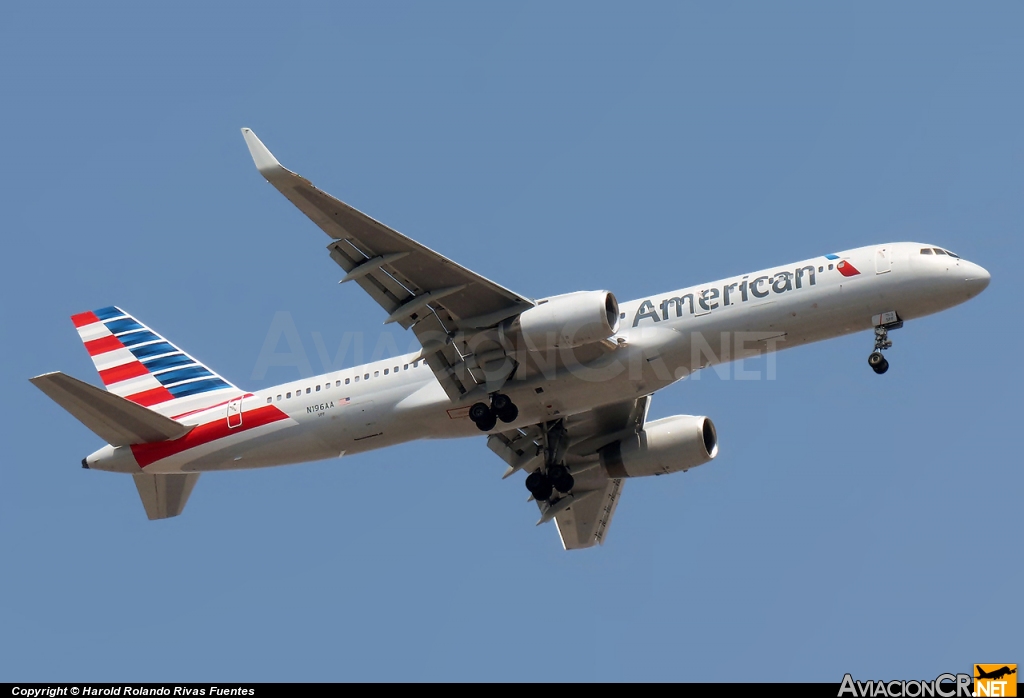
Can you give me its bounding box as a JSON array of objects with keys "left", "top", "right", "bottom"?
[
  {"left": 277, "top": 395, "right": 282, "bottom": 401},
  {"left": 828, "top": 264, "right": 833, "bottom": 270},
  {"left": 316, "top": 384, "right": 321, "bottom": 392},
  {"left": 818, "top": 266, "right": 823, "bottom": 272},
  {"left": 933, "top": 248, "right": 946, "bottom": 255},
  {"left": 364, "top": 373, "right": 369, "bottom": 380},
  {"left": 336, "top": 380, "right": 341, "bottom": 387},
  {"left": 354, "top": 376, "right": 359, "bottom": 383},
  {"left": 920, "top": 248, "right": 933, "bottom": 255},
  {"left": 345, "top": 378, "right": 350, "bottom": 385},
  {"left": 394, "top": 366, "right": 399, "bottom": 373},
  {"left": 286, "top": 392, "right": 292, "bottom": 398},
  {"left": 403, "top": 364, "right": 408, "bottom": 370},
  {"left": 384, "top": 368, "right": 389, "bottom": 375},
  {"left": 267, "top": 397, "right": 272, "bottom": 404},
  {"left": 374, "top": 371, "right": 379, "bottom": 378},
  {"left": 306, "top": 387, "right": 311, "bottom": 394}
]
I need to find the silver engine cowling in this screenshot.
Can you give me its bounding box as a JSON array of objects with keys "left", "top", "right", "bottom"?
[
  {"left": 600, "top": 415, "right": 718, "bottom": 478},
  {"left": 509, "top": 291, "right": 619, "bottom": 350}
]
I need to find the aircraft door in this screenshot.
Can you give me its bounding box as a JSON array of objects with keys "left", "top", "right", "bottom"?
[
  {"left": 226, "top": 397, "right": 243, "bottom": 429},
  {"left": 875, "top": 246, "right": 892, "bottom": 274}
]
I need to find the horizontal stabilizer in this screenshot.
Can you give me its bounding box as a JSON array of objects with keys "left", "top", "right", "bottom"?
[
  {"left": 133, "top": 473, "right": 200, "bottom": 520},
  {"left": 30, "top": 372, "right": 192, "bottom": 446}
]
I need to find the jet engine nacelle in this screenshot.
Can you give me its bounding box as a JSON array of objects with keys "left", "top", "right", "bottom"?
[
  {"left": 600, "top": 415, "right": 718, "bottom": 478},
  {"left": 510, "top": 291, "right": 620, "bottom": 350}
]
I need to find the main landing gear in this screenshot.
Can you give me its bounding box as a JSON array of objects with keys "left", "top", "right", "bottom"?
[
  {"left": 469, "top": 393, "right": 519, "bottom": 432},
  {"left": 524, "top": 421, "right": 574, "bottom": 503},
  {"left": 868, "top": 314, "right": 902, "bottom": 375}
]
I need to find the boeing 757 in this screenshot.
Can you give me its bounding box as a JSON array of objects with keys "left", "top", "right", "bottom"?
[{"left": 29, "top": 129, "right": 991, "bottom": 549}]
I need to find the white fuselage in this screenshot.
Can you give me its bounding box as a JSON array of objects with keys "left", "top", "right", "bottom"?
[{"left": 85, "top": 242, "right": 990, "bottom": 474}]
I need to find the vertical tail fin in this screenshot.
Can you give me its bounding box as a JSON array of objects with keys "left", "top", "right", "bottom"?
[{"left": 71, "top": 306, "right": 242, "bottom": 418}]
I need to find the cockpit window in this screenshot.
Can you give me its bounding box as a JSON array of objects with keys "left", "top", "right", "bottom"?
[
  {"left": 920, "top": 248, "right": 933, "bottom": 255},
  {"left": 945, "top": 250, "right": 960, "bottom": 258},
  {"left": 933, "top": 248, "right": 947, "bottom": 255}
]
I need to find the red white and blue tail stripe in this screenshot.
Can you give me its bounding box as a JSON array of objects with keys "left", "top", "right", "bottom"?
[{"left": 71, "top": 306, "right": 243, "bottom": 417}]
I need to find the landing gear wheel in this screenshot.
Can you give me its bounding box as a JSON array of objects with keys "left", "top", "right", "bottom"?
[
  {"left": 868, "top": 352, "right": 889, "bottom": 374},
  {"left": 469, "top": 402, "right": 491, "bottom": 423},
  {"left": 476, "top": 410, "right": 497, "bottom": 431},
  {"left": 548, "top": 464, "right": 575, "bottom": 494},
  {"left": 496, "top": 402, "right": 519, "bottom": 423},
  {"left": 525, "top": 471, "right": 553, "bottom": 502},
  {"left": 491, "top": 393, "right": 511, "bottom": 411}
]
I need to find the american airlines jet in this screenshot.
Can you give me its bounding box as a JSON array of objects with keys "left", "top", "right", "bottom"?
[{"left": 30, "top": 129, "right": 991, "bottom": 549}]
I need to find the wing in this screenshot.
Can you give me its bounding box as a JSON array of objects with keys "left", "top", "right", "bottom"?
[
  {"left": 488, "top": 395, "right": 652, "bottom": 550},
  {"left": 241, "top": 129, "right": 535, "bottom": 401}
]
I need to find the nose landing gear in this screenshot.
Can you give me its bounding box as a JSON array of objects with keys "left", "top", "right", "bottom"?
[
  {"left": 469, "top": 392, "right": 520, "bottom": 432},
  {"left": 867, "top": 313, "right": 902, "bottom": 375}
]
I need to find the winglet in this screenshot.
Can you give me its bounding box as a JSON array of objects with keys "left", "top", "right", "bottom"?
[{"left": 241, "top": 128, "right": 284, "bottom": 176}]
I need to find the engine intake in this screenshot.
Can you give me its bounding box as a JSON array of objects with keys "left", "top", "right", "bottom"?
[
  {"left": 601, "top": 415, "right": 718, "bottom": 478},
  {"left": 511, "top": 291, "right": 619, "bottom": 350}
]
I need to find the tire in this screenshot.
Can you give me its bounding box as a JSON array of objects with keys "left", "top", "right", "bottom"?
[
  {"left": 476, "top": 410, "right": 497, "bottom": 432},
  {"left": 548, "top": 464, "right": 574, "bottom": 493},
  {"left": 874, "top": 357, "right": 889, "bottom": 375},
  {"left": 491, "top": 393, "right": 511, "bottom": 411},
  {"left": 469, "top": 402, "right": 491, "bottom": 424},
  {"left": 496, "top": 402, "right": 519, "bottom": 423},
  {"left": 525, "top": 471, "right": 553, "bottom": 502},
  {"left": 868, "top": 352, "right": 885, "bottom": 368}
]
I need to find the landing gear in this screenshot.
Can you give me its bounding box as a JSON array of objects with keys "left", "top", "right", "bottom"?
[
  {"left": 867, "top": 315, "right": 901, "bottom": 375},
  {"left": 524, "top": 420, "right": 573, "bottom": 503},
  {"left": 469, "top": 393, "right": 519, "bottom": 432}
]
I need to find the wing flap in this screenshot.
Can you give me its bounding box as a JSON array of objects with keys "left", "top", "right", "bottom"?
[
  {"left": 555, "top": 478, "right": 625, "bottom": 550},
  {"left": 30, "top": 372, "right": 192, "bottom": 446}
]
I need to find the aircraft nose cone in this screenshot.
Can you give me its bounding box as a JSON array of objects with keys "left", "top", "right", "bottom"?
[{"left": 965, "top": 262, "right": 991, "bottom": 295}]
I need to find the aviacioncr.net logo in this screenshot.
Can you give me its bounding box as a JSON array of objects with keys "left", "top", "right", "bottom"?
[
  {"left": 974, "top": 665, "right": 1017, "bottom": 698},
  {"left": 838, "top": 673, "right": 973, "bottom": 698}
]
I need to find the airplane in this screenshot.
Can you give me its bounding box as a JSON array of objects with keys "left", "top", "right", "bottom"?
[
  {"left": 976, "top": 666, "right": 1016, "bottom": 681},
  {"left": 29, "top": 128, "right": 992, "bottom": 549}
]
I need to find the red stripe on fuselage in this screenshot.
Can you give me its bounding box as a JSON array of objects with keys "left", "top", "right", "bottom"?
[
  {"left": 84, "top": 335, "right": 123, "bottom": 356},
  {"left": 131, "top": 404, "right": 291, "bottom": 467},
  {"left": 99, "top": 361, "right": 150, "bottom": 385},
  {"left": 125, "top": 386, "right": 175, "bottom": 407},
  {"left": 71, "top": 311, "right": 100, "bottom": 328}
]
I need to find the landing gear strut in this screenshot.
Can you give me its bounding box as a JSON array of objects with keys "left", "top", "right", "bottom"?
[
  {"left": 868, "top": 315, "right": 902, "bottom": 375},
  {"left": 469, "top": 392, "right": 519, "bottom": 432},
  {"left": 524, "top": 420, "right": 574, "bottom": 502}
]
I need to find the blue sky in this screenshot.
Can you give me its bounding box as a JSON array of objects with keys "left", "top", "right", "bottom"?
[{"left": 2, "top": 2, "right": 1021, "bottom": 682}]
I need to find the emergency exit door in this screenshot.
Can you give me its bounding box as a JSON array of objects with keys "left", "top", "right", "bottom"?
[
  {"left": 875, "top": 246, "right": 892, "bottom": 274},
  {"left": 226, "top": 397, "right": 243, "bottom": 428}
]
